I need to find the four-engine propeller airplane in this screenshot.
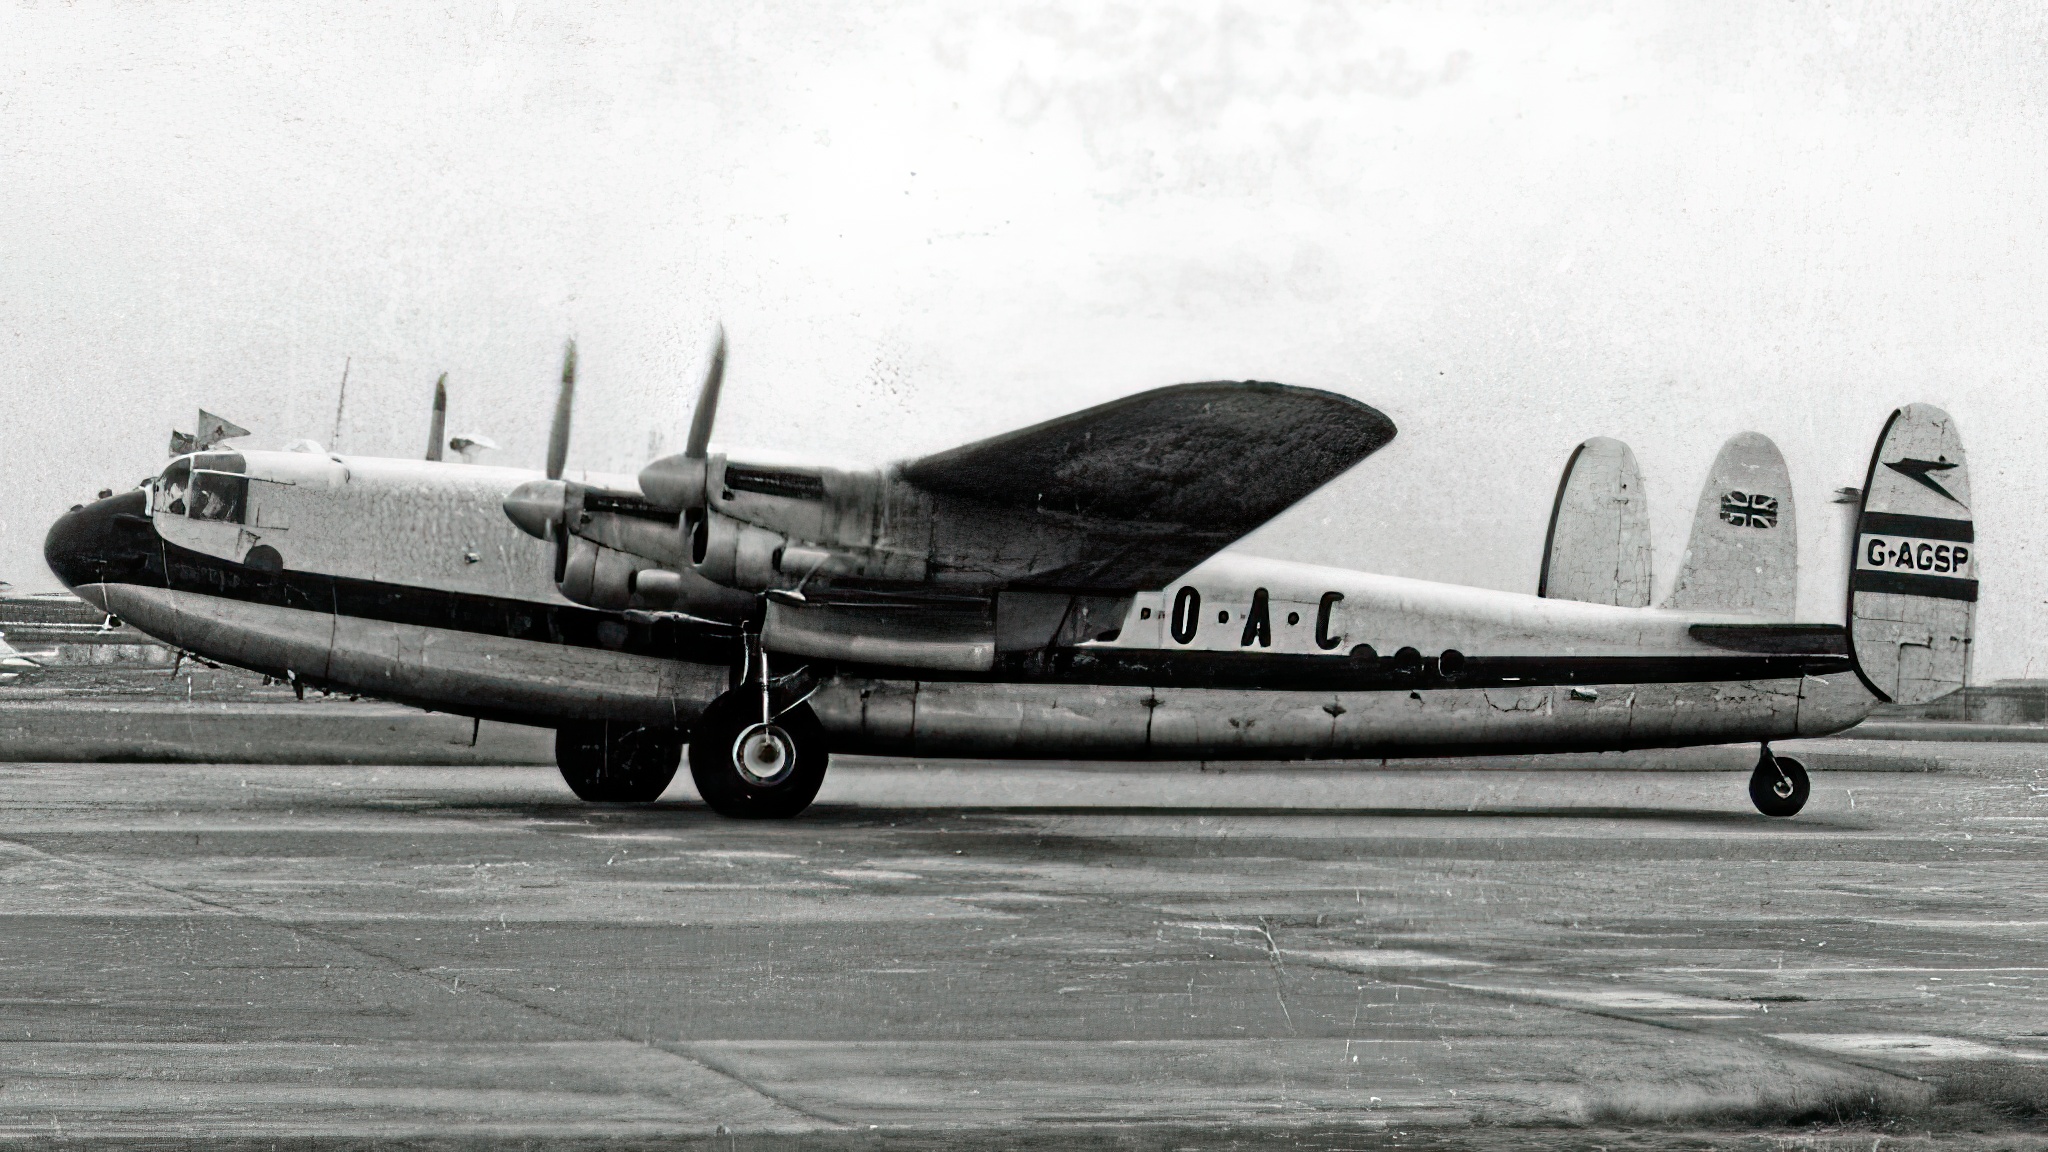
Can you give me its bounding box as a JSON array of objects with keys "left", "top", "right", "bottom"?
[{"left": 45, "top": 337, "right": 1977, "bottom": 819}]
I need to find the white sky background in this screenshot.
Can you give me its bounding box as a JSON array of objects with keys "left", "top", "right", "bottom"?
[{"left": 4, "top": 1, "right": 2046, "bottom": 678}]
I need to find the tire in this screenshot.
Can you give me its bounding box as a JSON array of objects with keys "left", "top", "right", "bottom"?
[
  {"left": 556, "top": 720, "right": 683, "bottom": 803},
  {"left": 1749, "top": 754, "right": 1810, "bottom": 818},
  {"left": 687, "top": 690, "right": 830, "bottom": 819}
]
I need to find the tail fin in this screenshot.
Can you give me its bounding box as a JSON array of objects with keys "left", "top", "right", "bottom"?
[
  {"left": 1848, "top": 404, "right": 1975, "bottom": 704},
  {"left": 1538, "top": 437, "right": 1652, "bottom": 607},
  {"left": 1663, "top": 432, "right": 1797, "bottom": 617}
]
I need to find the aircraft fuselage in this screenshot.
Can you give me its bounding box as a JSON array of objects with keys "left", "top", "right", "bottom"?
[{"left": 44, "top": 449, "right": 1878, "bottom": 760}]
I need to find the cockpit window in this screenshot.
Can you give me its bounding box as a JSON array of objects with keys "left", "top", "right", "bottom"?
[
  {"left": 159, "top": 459, "right": 192, "bottom": 516},
  {"left": 190, "top": 469, "right": 246, "bottom": 522},
  {"left": 158, "top": 454, "right": 247, "bottom": 523}
]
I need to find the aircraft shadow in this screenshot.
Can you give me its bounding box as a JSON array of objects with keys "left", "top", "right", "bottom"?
[{"left": 437, "top": 797, "right": 1842, "bottom": 829}]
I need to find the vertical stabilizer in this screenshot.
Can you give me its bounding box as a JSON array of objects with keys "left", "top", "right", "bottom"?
[
  {"left": 1664, "top": 432, "right": 1797, "bottom": 617},
  {"left": 1538, "top": 437, "right": 1652, "bottom": 607},
  {"left": 1849, "top": 404, "right": 1975, "bottom": 704}
]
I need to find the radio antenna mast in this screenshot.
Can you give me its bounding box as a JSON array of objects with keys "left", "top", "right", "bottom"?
[{"left": 329, "top": 356, "right": 351, "bottom": 450}]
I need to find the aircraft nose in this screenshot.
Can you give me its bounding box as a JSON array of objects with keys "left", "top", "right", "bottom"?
[{"left": 44, "top": 490, "right": 153, "bottom": 601}]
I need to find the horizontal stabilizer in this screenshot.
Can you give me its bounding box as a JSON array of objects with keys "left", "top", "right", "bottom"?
[
  {"left": 1849, "top": 404, "right": 1975, "bottom": 704},
  {"left": 1663, "top": 432, "right": 1797, "bottom": 618},
  {"left": 1538, "top": 437, "right": 1651, "bottom": 607},
  {"left": 1689, "top": 623, "right": 1846, "bottom": 656}
]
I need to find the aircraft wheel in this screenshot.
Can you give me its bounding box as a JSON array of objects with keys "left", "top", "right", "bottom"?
[
  {"left": 688, "top": 690, "right": 829, "bottom": 820},
  {"left": 1749, "top": 753, "right": 1810, "bottom": 818},
  {"left": 555, "top": 721, "right": 682, "bottom": 803}
]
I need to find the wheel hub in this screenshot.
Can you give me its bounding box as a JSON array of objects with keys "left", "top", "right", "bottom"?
[
  {"left": 732, "top": 722, "right": 797, "bottom": 786},
  {"left": 1773, "top": 774, "right": 1795, "bottom": 799}
]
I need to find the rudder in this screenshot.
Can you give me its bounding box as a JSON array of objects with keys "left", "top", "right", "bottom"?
[{"left": 1849, "top": 404, "right": 1976, "bottom": 704}]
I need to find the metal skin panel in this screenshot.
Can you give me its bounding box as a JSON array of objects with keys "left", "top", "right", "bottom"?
[
  {"left": 1130, "top": 553, "right": 1723, "bottom": 662},
  {"left": 809, "top": 678, "right": 919, "bottom": 749},
  {"left": 764, "top": 600, "right": 995, "bottom": 672},
  {"left": 809, "top": 674, "right": 1836, "bottom": 760},
  {"left": 100, "top": 584, "right": 335, "bottom": 684},
  {"left": 1620, "top": 679, "right": 1803, "bottom": 745},
  {"left": 1538, "top": 438, "right": 1653, "bottom": 608},
  {"left": 107, "top": 584, "right": 712, "bottom": 725},
  {"left": 402, "top": 618, "right": 719, "bottom": 724},
  {"left": 153, "top": 515, "right": 248, "bottom": 567},
  {"left": 1148, "top": 689, "right": 1338, "bottom": 756},
  {"left": 704, "top": 455, "right": 934, "bottom": 585},
  {"left": 54, "top": 481, "right": 730, "bottom": 729},
  {"left": 1664, "top": 432, "right": 1798, "bottom": 619},
  {"left": 183, "top": 453, "right": 635, "bottom": 606},
  {"left": 1796, "top": 673, "right": 1884, "bottom": 736},
  {"left": 896, "top": 681, "right": 1155, "bottom": 757}
]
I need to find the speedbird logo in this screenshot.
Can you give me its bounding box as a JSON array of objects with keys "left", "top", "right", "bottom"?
[
  {"left": 1884, "top": 457, "right": 1962, "bottom": 504},
  {"left": 1719, "top": 491, "right": 1778, "bottom": 529}
]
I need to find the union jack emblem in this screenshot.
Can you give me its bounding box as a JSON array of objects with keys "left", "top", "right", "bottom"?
[{"left": 1720, "top": 491, "right": 1778, "bottom": 529}]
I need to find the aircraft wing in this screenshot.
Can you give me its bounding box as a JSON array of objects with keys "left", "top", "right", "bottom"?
[{"left": 899, "top": 381, "right": 1397, "bottom": 590}]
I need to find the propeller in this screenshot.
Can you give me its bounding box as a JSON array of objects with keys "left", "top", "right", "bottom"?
[
  {"left": 639, "top": 324, "right": 726, "bottom": 511},
  {"left": 504, "top": 329, "right": 723, "bottom": 541},
  {"left": 502, "top": 339, "right": 580, "bottom": 540}
]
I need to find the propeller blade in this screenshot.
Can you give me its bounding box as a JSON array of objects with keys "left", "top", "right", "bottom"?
[
  {"left": 638, "top": 325, "right": 726, "bottom": 511},
  {"left": 425, "top": 373, "right": 447, "bottom": 462},
  {"left": 683, "top": 324, "right": 724, "bottom": 460},
  {"left": 546, "top": 339, "right": 576, "bottom": 480}
]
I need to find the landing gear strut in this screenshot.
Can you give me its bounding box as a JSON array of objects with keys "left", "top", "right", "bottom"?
[
  {"left": 688, "top": 628, "right": 828, "bottom": 819},
  {"left": 1748, "top": 744, "right": 1809, "bottom": 818},
  {"left": 555, "top": 720, "right": 683, "bottom": 803}
]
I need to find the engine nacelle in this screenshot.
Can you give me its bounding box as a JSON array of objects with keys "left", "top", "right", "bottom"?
[
  {"left": 559, "top": 536, "right": 652, "bottom": 611},
  {"left": 625, "top": 566, "right": 758, "bottom": 619},
  {"left": 691, "top": 510, "right": 789, "bottom": 591},
  {"left": 637, "top": 454, "right": 708, "bottom": 512}
]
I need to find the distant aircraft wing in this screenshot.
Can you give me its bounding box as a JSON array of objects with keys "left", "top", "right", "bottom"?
[{"left": 901, "top": 381, "right": 1396, "bottom": 589}]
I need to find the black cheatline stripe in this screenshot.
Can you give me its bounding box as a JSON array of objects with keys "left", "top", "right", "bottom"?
[
  {"left": 1852, "top": 570, "right": 1979, "bottom": 603},
  {"left": 1860, "top": 511, "right": 1974, "bottom": 542},
  {"left": 144, "top": 538, "right": 743, "bottom": 663}
]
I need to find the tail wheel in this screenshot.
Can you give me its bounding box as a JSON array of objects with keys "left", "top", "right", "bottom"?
[
  {"left": 688, "top": 690, "right": 829, "bottom": 819},
  {"left": 1749, "top": 752, "right": 1810, "bottom": 818},
  {"left": 555, "top": 721, "right": 682, "bottom": 803}
]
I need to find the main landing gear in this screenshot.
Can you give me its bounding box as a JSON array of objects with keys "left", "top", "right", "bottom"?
[
  {"left": 688, "top": 629, "right": 829, "bottom": 820},
  {"left": 1749, "top": 744, "right": 1810, "bottom": 818},
  {"left": 555, "top": 720, "right": 684, "bottom": 803}
]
